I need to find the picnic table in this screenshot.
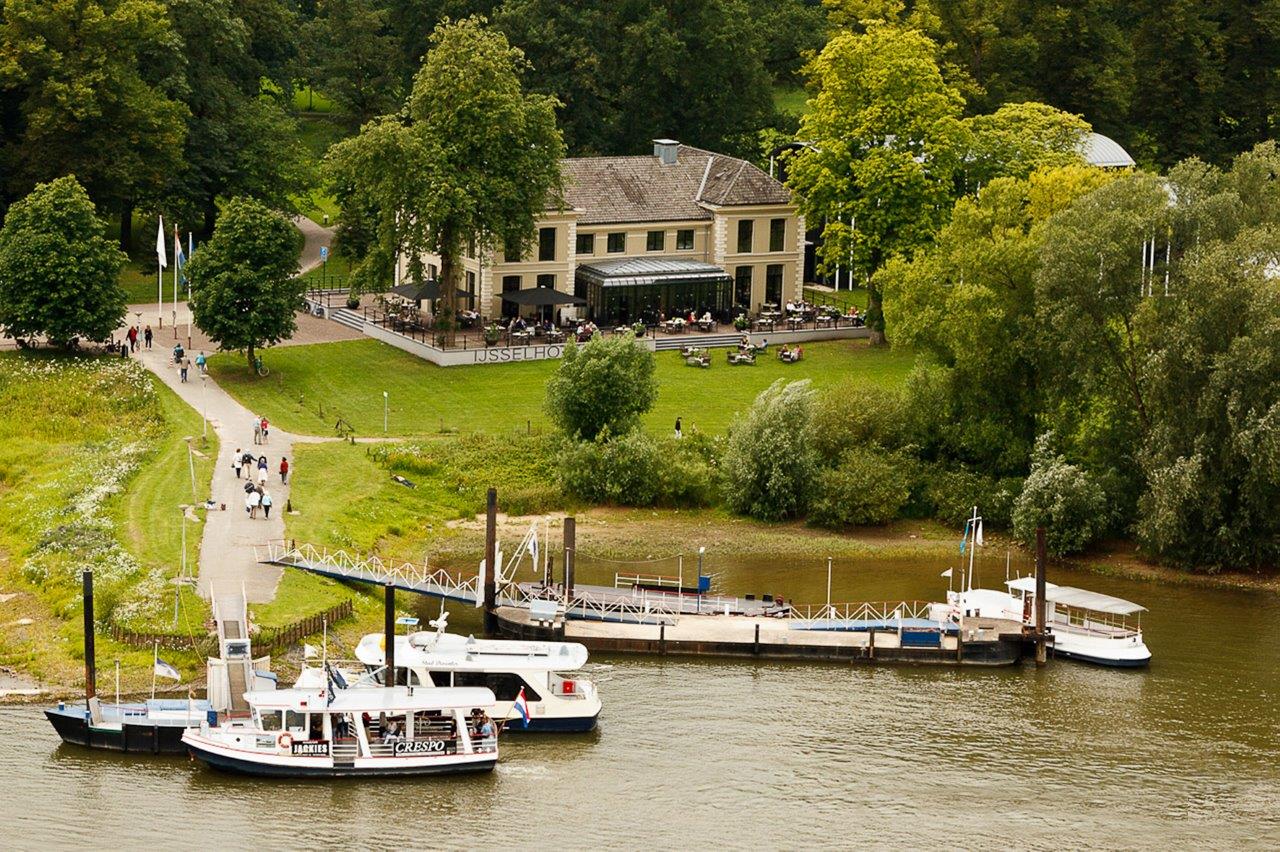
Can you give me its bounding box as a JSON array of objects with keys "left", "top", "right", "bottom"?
[
  {"left": 816, "top": 316, "right": 835, "bottom": 329},
  {"left": 545, "top": 329, "right": 566, "bottom": 343}
]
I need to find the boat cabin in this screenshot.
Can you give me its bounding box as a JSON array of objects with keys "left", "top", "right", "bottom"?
[{"left": 1005, "top": 577, "right": 1145, "bottom": 638}]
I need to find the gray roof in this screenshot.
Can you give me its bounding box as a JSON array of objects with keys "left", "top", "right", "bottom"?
[
  {"left": 576, "top": 257, "right": 732, "bottom": 288},
  {"left": 560, "top": 145, "right": 791, "bottom": 225},
  {"left": 1077, "top": 132, "right": 1136, "bottom": 168}
]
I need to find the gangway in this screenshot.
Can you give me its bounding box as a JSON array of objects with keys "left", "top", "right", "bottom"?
[{"left": 258, "top": 541, "right": 491, "bottom": 605}]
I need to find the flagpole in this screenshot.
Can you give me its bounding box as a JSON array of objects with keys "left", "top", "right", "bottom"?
[
  {"left": 156, "top": 216, "right": 167, "bottom": 328},
  {"left": 173, "top": 227, "right": 179, "bottom": 339},
  {"left": 151, "top": 640, "right": 158, "bottom": 700},
  {"left": 186, "top": 232, "right": 193, "bottom": 349}
]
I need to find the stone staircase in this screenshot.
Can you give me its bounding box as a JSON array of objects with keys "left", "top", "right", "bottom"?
[
  {"left": 330, "top": 308, "right": 366, "bottom": 332},
  {"left": 652, "top": 332, "right": 742, "bottom": 352}
]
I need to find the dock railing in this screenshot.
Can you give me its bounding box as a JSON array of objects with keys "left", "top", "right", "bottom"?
[
  {"left": 257, "top": 540, "right": 484, "bottom": 603},
  {"left": 786, "top": 600, "right": 937, "bottom": 630}
]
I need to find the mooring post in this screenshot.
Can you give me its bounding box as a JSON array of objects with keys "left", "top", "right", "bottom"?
[
  {"left": 659, "top": 622, "right": 666, "bottom": 655},
  {"left": 383, "top": 583, "right": 395, "bottom": 687},
  {"left": 1035, "top": 525, "right": 1048, "bottom": 666},
  {"left": 483, "top": 487, "right": 497, "bottom": 634},
  {"left": 82, "top": 570, "right": 96, "bottom": 706},
  {"left": 564, "top": 516, "right": 576, "bottom": 602},
  {"left": 753, "top": 623, "right": 760, "bottom": 656}
]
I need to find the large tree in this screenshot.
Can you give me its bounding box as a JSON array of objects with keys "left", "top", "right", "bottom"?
[
  {"left": 186, "top": 197, "right": 302, "bottom": 369},
  {"left": 326, "top": 16, "right": 563, "bottom": 341},
  {"left": 0, "top": 0, "right": 187, "bottom": 247},
  {"left": 788, "top": 19, "right": 965, "bottom": 343},
  {"left": 544, "top": 333, "right": 657, "bottom": 440},
  {"left": 0, "top": 176, "right": 126, "bottom": 345},
  {"left": 303, "top": 0, "right": 403, "bottom": 129}
]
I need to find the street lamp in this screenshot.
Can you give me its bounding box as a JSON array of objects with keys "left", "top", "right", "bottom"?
[
  {"left": 383, "top": 390, "right": 389, "bottom": 433},
  {"left": 200, "top": 373, "right": 208, "bottom": 440}
]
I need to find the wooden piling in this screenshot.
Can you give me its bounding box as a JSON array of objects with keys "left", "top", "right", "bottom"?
[
  {"left": 753, "top": 623, "right": 760, "bottom": 655},
  {"left": 82, "top": 570, "right": 96, "bottom": 703},
  {"left": 1035, "top": 526, "right": 1048, "bottom": 666},
  {"left": 384, "top": 584, "right": 395, "bottom": 687},
  {"left": 564, "top": 516, "right": 576, "bottom": 602},
  {"left": 483, "top": 487, "right": 497, "bottom": 634}
]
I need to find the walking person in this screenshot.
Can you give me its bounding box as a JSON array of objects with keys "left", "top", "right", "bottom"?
[
  {"left": 279, "top": 456, "right": 289, "bottom": 484},
  {"left": 674, "top": 416, "right": 682, "bottom": 439},
  {"left": 257, "top": 455, "right": 268, "bottom": 486},
  {"left": 195, "top": 351, "right": 206, "bottom": 374},
  {"left": 246, "top": 488, "right": 260, "bottom": 519},
  {"left": 180, "top": 355, "right": 191, "bottom": 383},
  {"left": 232, "top": 449, "right": 243, "bottom": 479},
  {"left": 260, "top": 415, "right": 270, "bottom": 444},
  {"left": 144, "top": 325, "right": 153, "bottom": 349},
  {"left": 261, "top": 490, "right": 273, "bottom": 520},
  {"left": 127, "top": 326, "right": 138, "bottom": 352},
  {"left": 253, "top": 416, "right": 262, "bottom": 445}
]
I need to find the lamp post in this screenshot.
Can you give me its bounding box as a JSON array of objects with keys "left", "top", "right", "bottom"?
[
  {"left": 200, "top": 373, "right": 208, "bottom": 440},
  {"left": 383, "top": 391, "right": 389, "bottom": 433}
]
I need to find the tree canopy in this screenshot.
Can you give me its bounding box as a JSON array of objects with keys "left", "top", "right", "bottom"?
[
  {"left": 186, "top": 197, "right": 302, "bottom": 368},
  {"left": 0, "top": 176, "right": 126, "bottom": 345},
  {"left": 544, "top": 333, "right": 657, "bottom": 440}
]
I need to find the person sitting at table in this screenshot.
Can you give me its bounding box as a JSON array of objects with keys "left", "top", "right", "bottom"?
[
  {"left": 739, "top": 334, "right": 751, "bottom": 351},
  {"left": 785, "top": 300, "right": 795, "bottom": 313},
  {"left": 513, "top": 316, "right": 527, "bottom": 332}
]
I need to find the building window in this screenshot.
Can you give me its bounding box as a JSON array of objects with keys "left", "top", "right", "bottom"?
[
  {"left": 576, "top": 233, "right": 594, "bottom": 255},
  {"left": 607, "top": 232, "right": 626, "bottom": 253},
  {"left": 676, "top": 229, "right": 694, "bottom": 250},
  {"left": 466, "top": 271, "right": 477, "bottom": 307},
  {"left": 646, "top": 230, "right": 665, "bottom": 251},
  {"left": 467, "top": 236, "right": 477, "bottom": 258},
  {"left": 765, "top": 264, "right": 783, "bottom": 305},
  {"left": 734, "top": 266, "right": 753, "bottom": 307},
  {"left": 538, "top": 227, "right": 556, "bottom": 262},
  {"left": 502, "top": 275, "right": 521, "bottom": 318},
  {"left": 737, "top": 220, "right": 753, "bottom": 254},
  {"left": 536, "top": 273, "right": 555, "bottom": 289},
  {"left": 769, "top": 218, "right": 785, "bottom": 252},
  {"left": 503, "top": 237, "right": 520, "bottom": 263}
]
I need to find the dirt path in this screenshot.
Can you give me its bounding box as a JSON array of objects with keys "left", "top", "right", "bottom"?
[{"left": 295, "top": 215, "right": 334, "bottom": 275}]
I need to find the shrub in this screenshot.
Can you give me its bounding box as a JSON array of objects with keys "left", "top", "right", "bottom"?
[
  {"left": 809, "top": 447, "right": 912, "bottom": 527},
  {"left": 558, "top": 429, "right": 712, "bottom": 507},
  {"left": 1011, "top": 433, "right": 1108, "bottom": 555},
  {"left": 810, "top": 382, "right": 905, "bottom": 460},
  {"left": 721, "top": 379, "right": 818, "bottom": 520},
  {"left": 544, "top": 333, "right": 657, "bottom": 439},
  {"left": 925, "top": 465, "right": 1022, "bottom": 529}
]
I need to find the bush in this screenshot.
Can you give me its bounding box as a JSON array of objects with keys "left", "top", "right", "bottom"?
[
  {"left": 558, "top": 429, "right": 713, "bottom": 507},
  {"left": 721, "top": 380, "right": 818, "bottom": 520},
  {"left": 1011, "top": 434, "right": 1108, "bottom": 555},
  {"left": 925, "top": 465, "right": 1022, "bottom": 529},
  {"left": 809, "top": 447, "right": 912, "bottom": 527},
  {"left": 544, "top": 333, "right": 657, "bottom": 439},
  {"left": 810, "top": 382, "right": 906, "bottom": 461}
]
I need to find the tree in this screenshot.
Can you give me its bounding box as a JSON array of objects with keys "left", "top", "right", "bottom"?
[
  {"left": 0, "top": 0, "right": 188, "bottom": 247},
  {"left": 186, "top": 197, "right": 302, "bottom": 369},
  {"left": 0, "top": 176, "right": 126, "bottom": 345},
  {"left": 304, "top": 0, "right": 403, "bottom": 129},
  {"left": 1011, "top": 433, "right": 1109, "bottom": 556},
  {"left": 722, "top": 379, "right": 819, "bottom": 521},
  {"left": 544, "top": 333, "right": 657, "bottom": 439},
  {"left": 326, "top": 16, "right": 564, "bottom": 339},
  {"left": 788, "top": 21, "right": 965, "bottom": 342},
  {"left": 961, "top": 101, "right": 1090, "bottom": 187},
  {"left": 810, "top": 447, "right": 912, "bottom": 527}
]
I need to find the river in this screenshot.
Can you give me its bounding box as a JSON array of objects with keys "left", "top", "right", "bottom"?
[{"left": 4, "top": 553, "right": 1280, "bottom": 848}]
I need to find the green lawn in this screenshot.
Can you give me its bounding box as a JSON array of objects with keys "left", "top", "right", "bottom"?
[
  {"left": 293, "top": 86, "right": 336, "bottom": 113},
  {"left": 804, "top": 285, "right": 869, "bottom": 312},
  {"left": 207, "top": 337, "right": 916, "bottom": 439},
  {"left": 300, "top": 251, "right": 352, "bottom": 287},
  {"left": 774, "top": 85, "right": 809, "bottom": 117}
]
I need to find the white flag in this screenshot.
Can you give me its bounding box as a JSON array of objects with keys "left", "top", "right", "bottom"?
[
  {"left": 154, "top": 657, "right": 180, "bottom": 681},
  {"left": 156, "top": 216, "right": 167, "bottom": 269},
  {"left": 475, "top": 558, "right": 486, "bottom": 608},
  {"left": 976, "top": 520, "right": 985, "bottom": 547},
  {"left": 940, "top": 568, "right": 953, "bottom": 578},
  {"left": 304, "top": 643, "right": 318, "bottom": 659},
  {"left": 529, "top": 526, "right": 539, "bottom": 573}
]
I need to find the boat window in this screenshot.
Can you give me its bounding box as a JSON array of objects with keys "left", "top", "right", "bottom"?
[
  {"left": 285, "top": 710, "right": 307, "bottom": 732},
  {"left": 411, "top": 669, "right": 445, "bottom": 687},
  {"left": 427, "top": 670, "right": 451, "bottom": 687},
  {"left": 259, "top": 710, "right": 283, "bottom": 731},
  {"left": 454, "top": 672, "right": 542, "bottom": 702}
]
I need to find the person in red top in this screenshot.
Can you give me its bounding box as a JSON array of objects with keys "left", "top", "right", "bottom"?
[
  {"left": 279, "top": 456, "right": 289, "bottom": 484},
  {"left": 260, "top": 416, "right": 269, "bottom": 443}
]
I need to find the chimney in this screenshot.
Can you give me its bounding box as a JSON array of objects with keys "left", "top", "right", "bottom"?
[{"left": 653, "top": 139, "right": 679, "bottom": 166}]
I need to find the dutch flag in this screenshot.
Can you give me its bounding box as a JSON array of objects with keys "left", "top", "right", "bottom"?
[{"left": 511, "top": 686, "right": 530, "bottom": 728}]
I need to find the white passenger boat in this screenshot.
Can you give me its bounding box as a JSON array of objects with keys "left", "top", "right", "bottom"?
[
  {"left": 950, "top": 578, "right": 1152, "bottom": 667},
  {"left": 352, "top": 620, "right": 602, "bottom": 733},
  {"left": 182, "top": 685, "right": 500, "bottom": 777}
]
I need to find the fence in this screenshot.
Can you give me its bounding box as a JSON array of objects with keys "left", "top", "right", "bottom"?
[
  {"left": 110, "top": 626, "right": 217, "bottom": 655},
  {"left": 110, "top": 599, "right": 355, "bottom": 656}
]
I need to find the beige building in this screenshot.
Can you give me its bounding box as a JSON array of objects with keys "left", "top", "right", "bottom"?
[{"left": 412, "top": 140, "right": 804, "bottom": 324}]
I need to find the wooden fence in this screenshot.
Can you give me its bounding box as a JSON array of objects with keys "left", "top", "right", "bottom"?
[{"left": 111, "top": 599, "right": 356, "bottom": 656}]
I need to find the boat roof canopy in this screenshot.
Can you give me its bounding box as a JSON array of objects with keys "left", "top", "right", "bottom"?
[
  {"left": 355, "top": 632, "right": 590, "bottom": 671},
  {"left": 1006, "top": 577, "right": 1145, "bottom": 615},
  {"left": 244, "top": 686, "right": 496, "bottom": 713}
]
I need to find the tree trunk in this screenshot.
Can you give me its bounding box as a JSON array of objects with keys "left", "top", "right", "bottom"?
[
  {"left": 119, "top": 201, "right": 134, "bottom": 253},
  {"left": 203, "top": 196, "right": 218, "bottom": 237},
  {"left": 437, "top": 221, "right": 462, "bottom": 347},
  {"left": 865, "top": 282, "right": 887, "bottom": 346},
  {"left": 246, "top": 342, "right": 256, "bottom": 373}
]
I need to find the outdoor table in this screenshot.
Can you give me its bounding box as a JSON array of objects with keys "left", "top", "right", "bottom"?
[
  {"left": 787, "top": 317, "right": 805, "bottom": 331},
  {"left": 816, "top": 316, "right": 834, "bottom": 329},
  {"left": 696, "top": 320, "right": 715, "bottom": 332},
  {"left": 756, "top": 318, "right": 775, "bottom": 332},
  {"left": 511, "top": 330, "right": 533, "bottom": 344},
  {"left": 546, "top": 330, "right": 566, "bottom": 343}
]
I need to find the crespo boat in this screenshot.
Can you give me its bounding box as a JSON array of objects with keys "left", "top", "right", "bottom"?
[
  {"left": 183, "top": 684, "right": 500, "bottom": 778},
  {"left": 951, "top": 577, "right": 1151, "bottom": 667},
  {"left": 352, "top": 617, "right": 602, "bottom": 733}
]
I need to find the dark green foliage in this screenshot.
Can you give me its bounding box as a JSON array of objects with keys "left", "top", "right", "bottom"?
[
  {"left": 303, "top": 0, "right": 403, "bottom": 129},
  {"left": 185, "top": 197, "right": 303, "bottom": 368},
  {"left": 721, "top": 380, "right": 819, "bottom": 521},
  {"left": 809, "top": 382, "right": 907, "bottom": 460},
  {"left": 810, "top": 447, "right": 913, "bottom": 528},
  {"left": 558, "top": 429, "right": 713, "bottom": 508},
  {"left": 544, "top": 334, "right": 657, "bottom": 440},
  {"left": 1011, "top": 434, "right": 1109, "bottom": 556},
  {"left": 0, "top": 176, "right": 126, "bottom": 344},
  {"left": 924, "top": 465, "right": 1022, "bottom": 529}
]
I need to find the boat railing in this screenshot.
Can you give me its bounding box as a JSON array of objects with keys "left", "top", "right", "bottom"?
[
  {"left": 1051, "top": 612, "right": 1141, "bottom": 639},
  {"left": 786, "top": 600, "right": 936, "bottom": 629}
]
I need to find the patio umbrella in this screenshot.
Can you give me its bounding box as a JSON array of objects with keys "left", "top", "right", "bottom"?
[
  {"left": 388, "top": 281, "right": 470, "bottom": 302},
  {"left": 499, "top": 288, "right": 586, "bottom": 306}
]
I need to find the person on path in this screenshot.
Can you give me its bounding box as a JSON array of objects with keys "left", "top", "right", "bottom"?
[
  {"left": 242, "top": 450, "right": 256, "bottom": 474},
  {"left": 261, "top": 490, "right": 273, "bottom": 519},
  {"left": 260, "top": 415, "right": 270, "bottom": 444},
  {"left": 246, "top": 488, "right": 260, "bottom": 519},
  {"left": 674, "top": 416, "right": 682, "bottom": 439},
  {"left": 144, "top": 326, "right": 153, "bottom": 349},
  {"left": 253, "top": 417, "right": 262, "bottom": 445},
  {"left": 127, "top": 326, "right": 138, "bottom": 352},
  {"left": 257, "top": 456, "right": 268, "bottom": 486},
  {"left": 279, "top": 456, "right": 289, "bottom": 484},
  {"left": 195, "top": 352, "right": 206, "bottom": 374},
  {"left": 180, "top": 356, "right": 191, "bottom": 383},
  {"left": 232, "top": 449, "right": 243, "bottom": 479}
]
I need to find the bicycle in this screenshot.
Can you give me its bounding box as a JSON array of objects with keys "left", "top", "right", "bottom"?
[{"left": 254, "top": 356, "right": 269, "bottom": 377}]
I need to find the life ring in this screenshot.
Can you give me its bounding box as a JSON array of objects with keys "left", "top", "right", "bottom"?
[{"left": 277, "top": 732, "right": 293, "bottom": 750}]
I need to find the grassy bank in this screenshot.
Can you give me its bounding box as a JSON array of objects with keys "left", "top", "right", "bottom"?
[
  {"left": 0, "top": 354, "right": 216, "bottom": 687},
  {"left": 208, "top": 337, "right": 917, "bottom": 439}
]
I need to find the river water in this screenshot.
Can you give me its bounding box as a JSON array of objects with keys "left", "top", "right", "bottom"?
[{"left": 5, "top": 553, "right": 1280, "bottom": 849}]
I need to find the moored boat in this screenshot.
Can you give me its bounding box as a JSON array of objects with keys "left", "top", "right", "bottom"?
[
  {"left": 45, "top": 698, "right": 215, "bottom": 755},
  {"left": 183, "top": 685, "right": 500, "bottom": 778}
]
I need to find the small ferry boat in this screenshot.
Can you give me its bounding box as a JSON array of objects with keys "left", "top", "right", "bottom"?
[
  {"left": 183, "top": 685, "right": 500, "bottom": 778},
  {"left": 351, "top": 620, "right": 602, "bottom": 733},
  {"left": 46, "top": 697, "right": 215, "bottom": 754},
  {"left": 951, "top": 578, "right": 1151, "bottom": 667}
]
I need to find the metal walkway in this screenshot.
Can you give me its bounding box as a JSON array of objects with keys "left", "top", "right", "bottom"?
[{"left": 258, "top": 541, "right": 486, "bottom": 604}]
